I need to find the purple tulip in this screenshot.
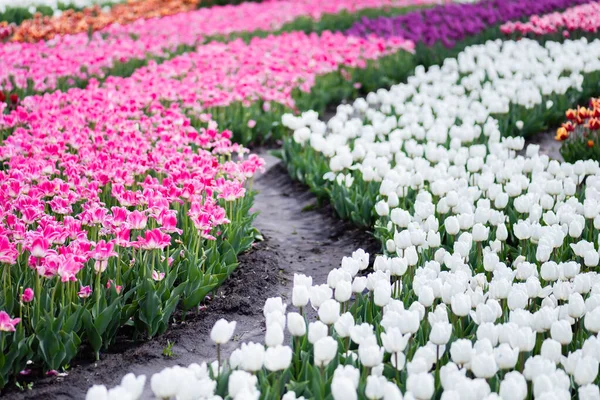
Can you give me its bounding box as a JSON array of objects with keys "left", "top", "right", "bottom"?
[{"left": 347, "top": 0, "right": 595, "bottom": 48}]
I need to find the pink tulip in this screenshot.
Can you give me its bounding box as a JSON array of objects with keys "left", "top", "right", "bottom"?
[
  {"left": 78, "top": 286, "right": 93, "bottom": 298},
  {"left": 21, "top": 288, "right": 34, "bottom": 303},
  {"left": 0, "top": 311, "right": 20, "bottom": 332},
  {"left": 501, "top": 2, "right": 600, "bottom": 36}
]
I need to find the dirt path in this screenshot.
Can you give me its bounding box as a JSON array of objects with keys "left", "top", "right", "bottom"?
[{"left": 4, "top": 151, "right": 378, "bottom": 399}]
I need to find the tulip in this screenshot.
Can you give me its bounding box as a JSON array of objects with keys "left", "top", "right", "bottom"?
[
  {"left": 334, "top": 312, "right": 355, "bottom": 338},
  {"left": 471, "top": 352, "right": 498, "bottom": 379},
  {"left": 381, "top": 327, "right": 409, "bottom": 354},
  {"left": 451, "top": 293, "right": 471, "bottom": 317},
  {"left": 358, "top": 337, "right": 384, "bottom": 368},
  {"left": 0, "top": 311, "right": 20, "bottom": 332},
  {"left": 374, "top": 280, "right": 392, "bottom": 307},
  {"left": 228, "top": 370, "right": 259, "bottom": 398},
  {"left": 240, "top": 342, "right": 265, "bottom": 372},
  {"left": 499, "top": 371, "right": 527, "bottom": 400},
  {"left": 575, "top": 356, "right": 599, "bottom": 386},
  {"left": 150, "top": 368, "right": 179, "bottom": 399},
  {"left": 494, "top": 343, "right": 519, "bottom": 370},
  {"left": 263, "top": 297, "right": 286, "bottom": 317},
  {"left": 310, "top": 284, "right": 332, "bottom": 310},
  {"left": 540, "top": 339, "right": 562, "bottom": 364},
  {"left": 331, "top": 376, "right": 357, "bottom": 400},
  {"left": 550, "top": 320, "right": 572, "bottom": 345},
  {"left": 569, "top": 292, "right": 586, "bottom": 319},
  {"left": 579, "top": 384, "right": 600, "bottom": 400},
  {"left": 264, "top": 345, "right": 292, "bottom": 372},
  {"left": 352, "top": 277, "right": 368, "bottom": 293},
  {"left": 308, "top": 321, "right": 328, "bottom": 344},
  {"left": 585, "top": 307, "right": 600, "bottom": 333},
  {"left": 21, "top": 288, "right": 34, "bottom": 303},
  {"left": 450, "top": 339, "right": 472, "bottom": 366},
  {"left": 287, "top": 312, "right": 307, "bottom": 337},
  {"left": 335, "top": 280, "right": 352, "bottom": 303},
  {"left": 120, "top": 373, "right": 146, "bottom": 400},
  {"left": 211, "top": 319, "right": 236, "bottom": 344},
  {"left": 406, "top": 372, "right": 434, "bottom": 400},
  {"left": 86, "top": 385, "right": 108, "bottom": 400},
  {"left": 430, "top": 322, "right": 452, "bottom": 346},
  {"left": 292, "top": 285, "right": 310, "bottom": 308},
  {"left": 314, "top": 336, "right": 337, "bottom": 367},
  {"left": 265, "top": 324, "right": 284, "bottom": 348},
  {"left": 318, "top": 299, "right": 340, "bottom": 325},
  {"left": 365, "top": 375, "right": 386, "bottom": 400}
]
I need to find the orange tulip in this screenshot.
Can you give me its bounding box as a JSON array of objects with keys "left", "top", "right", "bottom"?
[
  {"left": 562, "top": 122, "right": 575, "bottom": 132},
  {"left": 555, "top": 127, "right": 569, "bottom": 141},
  {"left": 11, "top": 0, "right": 201, "bottom": 43},
  {"left": 588, "top": 140, "right": 595, "bottom": 148}
]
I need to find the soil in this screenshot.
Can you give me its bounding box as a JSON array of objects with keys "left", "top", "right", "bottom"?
[
  {"left": 3, "top": 150, "right": 378, "bottom": 400},
  {"left": 526, "top": 129, "right": 563, "bottom": 161}
]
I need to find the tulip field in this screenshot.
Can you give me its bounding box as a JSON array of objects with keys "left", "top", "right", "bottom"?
[{"left": 0, "top": 0, "right": 600, "bottom": 398}]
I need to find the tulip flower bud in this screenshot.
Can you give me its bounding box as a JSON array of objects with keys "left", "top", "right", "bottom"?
[
  {"left": 331, "top": 376, "right": 357, "bottom": 400},
  {"left": 287, "top": 312, "right": 306, "bottom": 337},
  {"left": 406, "top": 372, "right": 434, "bottom": 400},
  {"left": 569, "top": 292, "right": 585, "bottom": 319},
  {"left": 308, "top": 321, "right": 328, "bottom": 344},
  {"left": 575, "top": 356, "right": 599, "bottom": 386},
  {"left": 318, "top": 299, "right": 341, "bottom": 325},
  {"left": 445, "top": 216, "right": 460, "bottom": 235},
  {"left": 499, "top": 372, "right": 527, "bottom": 400},
  {"left": 430, "top": 322, "right": 452, "bottom": 345},
  {"left": 450, "top": 339, "right": 472, "bottom": 366},
  {"left": 292, "top": 285, "right": 309, "bottom": 308},
  {"left": 264, "top": 346, "right": 292, "bottom": 372},
  {"left": 352, "top": 277, "right": 368, "bottom": 294},
  {"left": 265, "top": 323, "right": 284, "bottom": 348},
  {"left": 335, "top": 280, "right": 352, "bottom": 303},
  {"left": 314, "top": 336, "right": 337, "bottom": 367},
  {"left": 334, "top": 312, "right": 355, "bottom": 338},
  {"left": 365, "top": 376, "right": 386, "bottom": 400},
  {"left": 210, "top": 319, "right": 236, "bottom": 345}
]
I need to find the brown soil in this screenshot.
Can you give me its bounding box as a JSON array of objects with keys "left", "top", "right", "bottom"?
[{"left": 3, "top": 150, "right": 378, "bottom": 399}]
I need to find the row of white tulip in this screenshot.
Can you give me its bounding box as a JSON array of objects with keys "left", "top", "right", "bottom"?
[
  {"left": 85, "top": 37, "right": 600, "bottom": 400},
  {"left": 86, "top": 241, "right": 600, "bottom": 399},
  {"left": 0, "top": 0, "right": 120, "bottom": 15}
]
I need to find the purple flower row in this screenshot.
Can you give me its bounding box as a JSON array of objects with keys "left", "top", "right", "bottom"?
[{"left": 346, "top": 0, "right": 594, "bottom": 48}]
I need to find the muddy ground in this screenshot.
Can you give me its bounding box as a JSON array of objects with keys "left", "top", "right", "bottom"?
[{"left": 3, "top": 151, "right": 379, "bottom": 399}]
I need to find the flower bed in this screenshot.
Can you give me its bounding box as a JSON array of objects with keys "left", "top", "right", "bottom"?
[
  {"left": 555, "top": 98, "right": 600, "bottom": 162},
  {"left": 281, "top": 37, "right": 600, "bottom": 229},
  {"left": 0, "top": 0, "right": 121, "bottom": 25},
  {"left": 8, "top": 0, "right": 201, "bottom": 43},
  {"left": 500, "top": 1, "right": 600, "bottom": 39},
  {"left": 346, "top": 0, "right": 595, "bottom": 66},
  {"left": 0, "top": 77, "right": 264, "bottom": 386},
  {"left": 91, "top": 224, "right": 600, "bottom": 399},
  {"left": 102, "top": 31, "right": 414, "bottom": 144},
  {"left": 0, "top": 0, "right": 436, "bottom": 97}
]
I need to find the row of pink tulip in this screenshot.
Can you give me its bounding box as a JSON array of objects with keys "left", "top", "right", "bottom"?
[
  {"left": 0, "top": 0, "right": 437, "bottom": 93},
  {"left": 0, "top": 59, "right": 264, "bottom": 382},
  {"left": 103, "top": 31, "right": 412, "bottom": 111},
  {"left": 500, "top": 0, "right": 600, "bottom": 36}
]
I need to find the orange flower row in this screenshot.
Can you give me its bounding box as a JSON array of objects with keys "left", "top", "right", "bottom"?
[
  {"left": 9, "top": 0, "right": 201, "bottom": 42},
  {"left": 556, "top": 99, "right": 600, "bottom": 142}
]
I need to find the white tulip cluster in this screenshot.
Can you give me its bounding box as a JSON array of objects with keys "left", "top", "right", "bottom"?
[
  {"left": 88, "top": 243, "right": 600, "bottom": 399},
  {"left": 275, "top": 37, "right": 600, "bottom": 399}
]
